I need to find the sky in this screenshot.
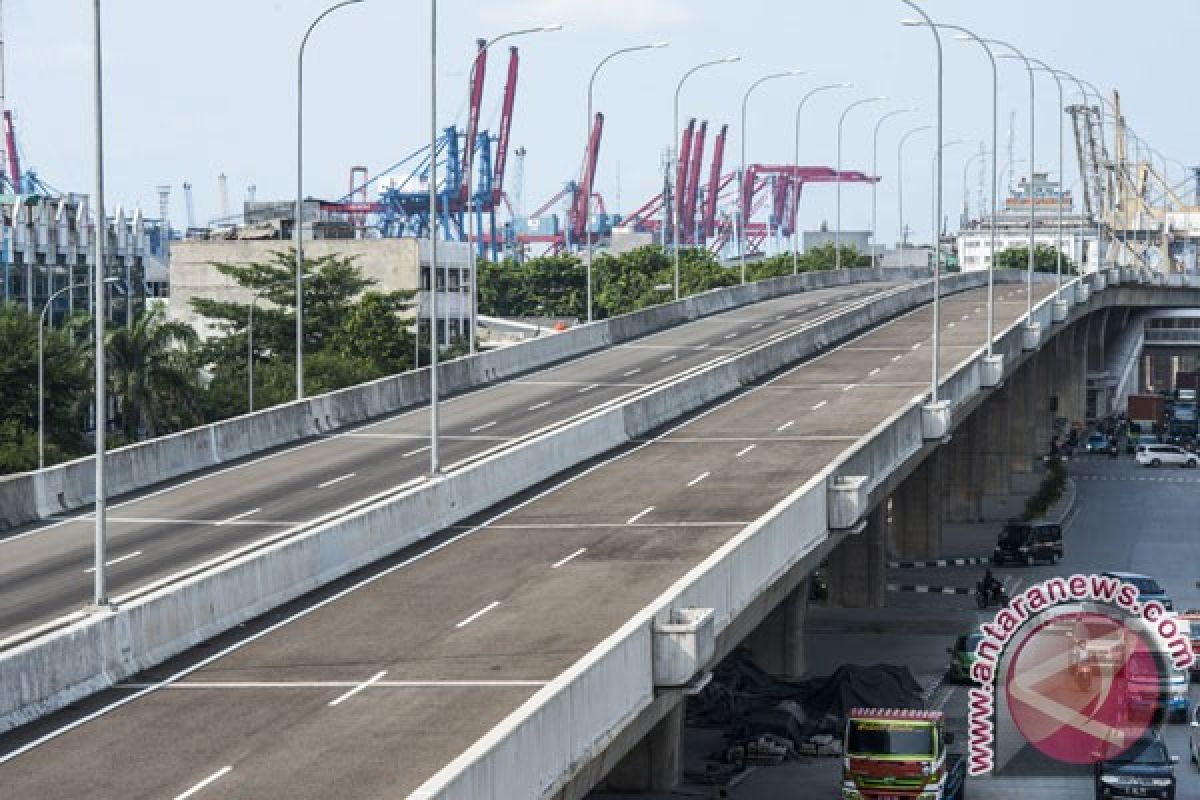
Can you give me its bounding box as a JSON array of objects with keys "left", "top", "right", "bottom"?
[{"left": 5, "top": 0, "right": 1197, "bottom": 248}]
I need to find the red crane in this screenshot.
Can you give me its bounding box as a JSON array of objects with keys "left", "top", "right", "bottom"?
[
  {"left": 673, "top": 119, "right": 695, "bottom": 241},
  {"left": 461, "top": 38, "right": 488, "bottom": 205},
  {"left": 571, "top": 111, "right": 604, "bottom": 242},
  {"left": 683, "top": 120, "right": 707, "bottom": 244},
  {"left": 703, "top": 125, "right": 728, "bottom": 239},
  {"left": 491, "top": 46, "right": 519, "bottom": 207}
]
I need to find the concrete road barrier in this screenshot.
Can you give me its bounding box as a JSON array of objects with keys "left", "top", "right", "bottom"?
[{"left": 2, "top": 267, "right": 925, "bottom": 533}]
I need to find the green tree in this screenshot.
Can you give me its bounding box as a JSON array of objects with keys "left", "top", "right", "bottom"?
[
  {"left": 993, "top": 245, "right": 1075, "bottom": 274},
  {"left": 0, "top": 305, "right": 92, "bottom": 472},
  {"left": 106, "top": 308, "right": 202, "bottom": 442},
  {"left": 190, "top": 249, "right": 417, "bottom": 420}
]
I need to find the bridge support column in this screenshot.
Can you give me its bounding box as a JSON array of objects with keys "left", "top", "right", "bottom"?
[
  {"left": 742, "top": 582, "right": 809, "bottom": 678},
  {"left": 940, "top": 424, "right": 982, "bottom": 523},
  {"left": 974, "top": 384, "right": 1020, "bottom": 520},
  {"left": 599, "top": 700, "right": 685, "bottom": 793},
  {"left": 1031, "top": 348, "right": 1056, "bottom": 456},
  {"left": 1008, "top": 359, "right": 1039, "bottom": 492},
  {"left": 826, "top": 504, "right": 886, "bottom": 608},
  {"left": 889, "top": 451, "right": 943, "bottom": 560}
]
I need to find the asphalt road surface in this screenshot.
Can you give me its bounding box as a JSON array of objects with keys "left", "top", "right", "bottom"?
[
  {"left": 0, "top": 282, "right": 1053, "bottom": 799},
  {"left": 0, "top": 280, "right": 897, "bottom": 646}
]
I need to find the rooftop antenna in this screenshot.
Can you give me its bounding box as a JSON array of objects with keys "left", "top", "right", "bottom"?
[
  {"left": 217, "top": 173, "right": 229, "bottom": 222},
  {"left": 182, "top": 181, "right": 195, "bottom": 230}
]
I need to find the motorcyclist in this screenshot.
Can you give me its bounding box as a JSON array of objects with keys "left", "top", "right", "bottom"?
[{"left": 980, "top": 569, "right": 1004, "bottom": 604}]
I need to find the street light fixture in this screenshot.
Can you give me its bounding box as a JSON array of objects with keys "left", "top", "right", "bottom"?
[
  {"left": 39, "top": 277, "right": 118, "bottom": 470},
  {"left": 897, "top": 124, "right": 934, "bottom": 255},
  {"left": 672, "top": 55, "right": 740, "bottom": 301},
  {"left": 740, "top": 69, "right": 805, "bottom": 283},
  {"left": 835, "top": 96, "right": 885, "bottom": 269},
  {"left": 792, "top": 83, "right": 852, "bottom": 275},
  {"left": 982, "top": 37, "right": 1037, "bottom": 328},
  {"left": 91, "top": 0, "right": 112, "bottom": 609},
  {"left": 465, "top": 24, "right": 562, "bottom": 350},
  {"left": 871, "top": 107, "right": 917, "bottom": 269},
  {"left": 585, "top": 41, "right": 668, "bottom": 322},
  {"left": 296, "top": 0, "right": 366, "bottom": 402}
]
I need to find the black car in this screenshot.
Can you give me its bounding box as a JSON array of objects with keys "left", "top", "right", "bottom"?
[
  {"left": 1094, "top": 735, "right": 1177, "bottom": 800},
  {"left": 992, "top": 521, "right": 1063, "bottom": 566}
]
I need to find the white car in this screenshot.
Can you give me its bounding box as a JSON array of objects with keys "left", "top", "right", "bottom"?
[{"left": 1136, "top": 444, "right": 1198, "bottom": 468}]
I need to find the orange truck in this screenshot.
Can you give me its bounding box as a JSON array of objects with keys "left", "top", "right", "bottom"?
[{"left": 841, "top": 708, "right": 966, "bottom": 799}]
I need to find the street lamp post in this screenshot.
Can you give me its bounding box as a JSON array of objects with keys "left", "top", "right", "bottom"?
[
  {"left": 871, "top": 108, "right": 917, "bottom": 268},
  {"left": 984, "top": 37, "right": 1037, "bottom": 325},
  {"left": 740, "top": 70, "right": 804, "bottom": 284},
  {"left": 792, "top": 83, "right": 851, "bottom": 275},
  {"left": 464, "top": 25, "right": 562, "bottom": 350},
  {"left": 673, "top": 56, "right": 740, "bottom": 301},
  {"left": 39, "top": 278, "right": 116, "bottom": 470},
  {"left": 899, "top": 0, "right": 945, "bottom": 404},
  {"left": 835, "top": 96, "right": 885, "bottom": 270},
  {"left": 296, "top": 1, "right": 365, "bottom": 402},
  {"left": 897, "top": 125, "right": 934, "bottom": 257},
  {"left": 90, "top": 0, "right": 110, "bottom": 608},
  {"left": 585, "top": 41, "right": 668, "bottom": 321},
  {"left": 428, "top": 0, "right": 439, "bottom": 475}
]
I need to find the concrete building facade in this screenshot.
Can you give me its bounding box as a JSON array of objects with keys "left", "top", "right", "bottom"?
[{"left": 168, "top": 237, "right": 472, "bottom": 342}]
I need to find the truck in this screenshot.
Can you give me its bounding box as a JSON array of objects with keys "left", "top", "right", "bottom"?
[
  {"left": 842, "top": 708, "right": 966, "bottom": 799},
  {"left": 1128, "top": 393, "right": 1166, "bottom": 431}
]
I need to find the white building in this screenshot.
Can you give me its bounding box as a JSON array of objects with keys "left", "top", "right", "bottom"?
[{"left": 955, "top": 173, "right": 1100, "bottom": 273}]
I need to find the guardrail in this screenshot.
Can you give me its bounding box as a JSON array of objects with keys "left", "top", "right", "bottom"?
[
  {"left": 0, "top": 267, "right": 928, "bottom": 532},
  {"left": 412, "top": 268, "right": 1200, "bottom": 799},
  {"left": 0, "top": 268, "right": 961, "bottom": 735}
]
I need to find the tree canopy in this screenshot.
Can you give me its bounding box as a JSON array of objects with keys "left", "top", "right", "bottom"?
[{"left": 993, "top": 245, "right": 1076, "bottom": 274}]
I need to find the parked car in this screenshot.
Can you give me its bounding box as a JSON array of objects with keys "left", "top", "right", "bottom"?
[
  {"left": 1101, "top": 571, "right": 1174, "bottom": 611},
  {"left": 947, "top": 632, "right": 983, "bottom": 684},
  {"left": 1094, "top": 734, "right": 1178, "bottom": 799},
  {"left": 1086, "top": 433, "right": 1114, "bottom": 454},
  {"left": 1136, "top": 444, "right": 1198, "bottom": 468},
  {"left": 993, "top": 521, "right": 1063, "bottom": 566}
]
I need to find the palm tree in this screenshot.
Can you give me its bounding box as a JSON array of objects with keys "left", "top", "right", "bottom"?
[{"left": 106, "top": 309, "right": 201, "bottom": 441}]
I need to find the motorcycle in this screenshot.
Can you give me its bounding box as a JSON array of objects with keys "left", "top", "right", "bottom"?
[{"left": 975, "top": 581, "right": 1010, "bottom": 609}]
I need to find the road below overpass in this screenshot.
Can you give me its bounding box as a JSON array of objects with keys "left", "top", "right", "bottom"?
[
  {"left": 0, "top": 281, "right": 1055, "bottom": 799},
  {"left": 0, "top": 281, "right": 897, "bottom": 645}
]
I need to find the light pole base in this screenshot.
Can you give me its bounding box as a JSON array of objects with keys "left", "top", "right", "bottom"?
[
  {"left": 921, "top": 400, "right": 951, "bottom": 441},
  {"left": 1074, "top": 283, "right": 1090, "bottom": 304},
  {"left": 1022, "top": 321, "right": 1043, "bottom": 351},
  {"left": 827, "top": 475, "right": 870, "bottom": 531},
  {"left": 981, "top": 353, "right": 1005, "bottom": 388},
  {"left": 86, "top": 601, "right": 119, "bottom": 615},
  {"left": 1052, "top": 298, "right": 1069, "bottom": 323}
]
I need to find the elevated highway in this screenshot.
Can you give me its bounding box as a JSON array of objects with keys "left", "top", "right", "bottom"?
[{"left": 1, "top": 267, "right": 1197, "bottom": 799}]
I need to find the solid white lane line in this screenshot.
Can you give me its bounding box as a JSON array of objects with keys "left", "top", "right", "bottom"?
[
  {"left": 215, "top": 508, "right": 260, "bottom": 527},
  {"left": 317, "top": 473, "right": 356, "bottom": 489},
  {"left": 469, "top": 421, "right": 497, "bottom": 433},
  {"left": 174, "top": 766, "right": 233, "bottom": 800},
  {"left": 123, "top": 680, "right": 548, "bottom": 689},
  {"left": 843, "top": 384, "right": 857, "bottom": 392},
  {"left": 868, "top": 367, "right": 881, "bottom": 376},
  {"left": 456, "top": 601, "right": 500, "bottom": 629},
  {"left": 735, "top": 444, "right": 757, "bottom": 458},
  {"left": 527, "top": 401, "right": 552, "bottom": 411},
  {"left": 811, "top": 400, "right": 828, "bottom": 411},
  {"left": 551, "top": 548, "right": 587, "bottom": 569},
  {"left": 626, "top": 506, "right": 655, "bottom": 525},
  {"left": 661, "top": 355, "right": 678, "bottom": 363},
  {"left": 578, "top": 383, "right": 599, "bottom": 393},
  {"left": 84, "top": 551, "right": 142, "bottom": 574},
  {"left": 403, "top": 444, "right": 431, "bottom": 458},
  {"left": 776, "top": 420, "right": 795, "bottom": 432},
  {"left": 328, "top": 670, "right": 388, "bottom": 707},
  {"left": 687, "top": 472, "right": 711, "bottom": 487},
  {"left": 623, "top": 368, "right": 642, "bottom": 376}
]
